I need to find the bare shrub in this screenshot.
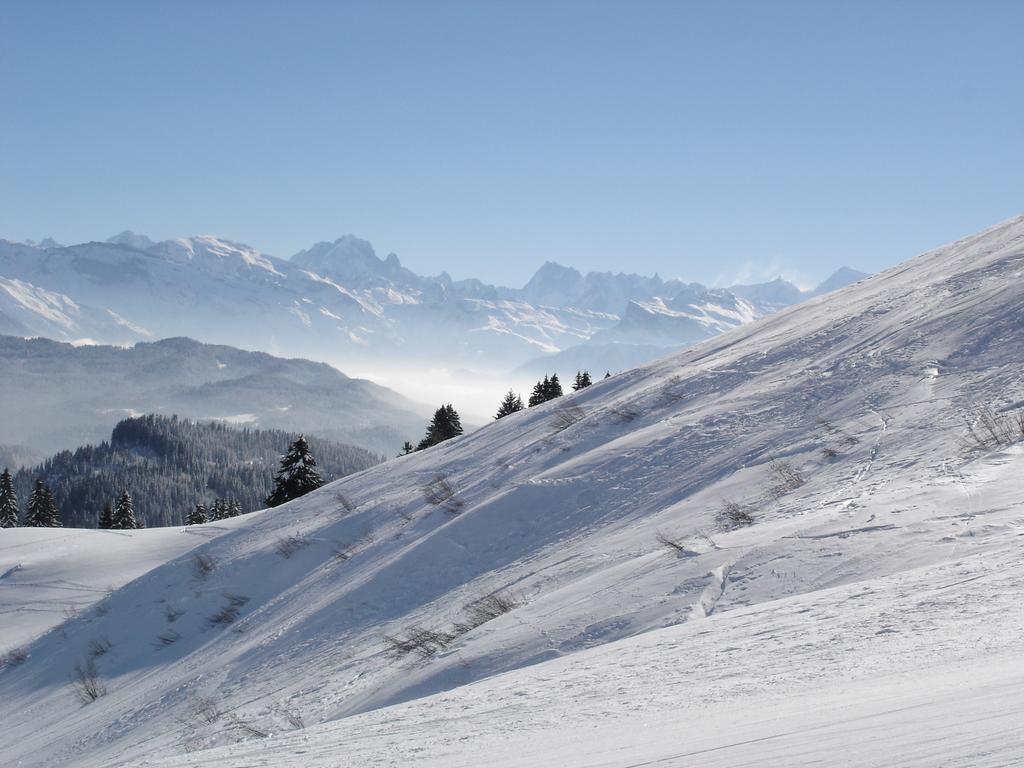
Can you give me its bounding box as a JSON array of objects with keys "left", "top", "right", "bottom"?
[
  {"left": 335, "top": 493, "right": 357, "bottom": 515},
  {"left": 271, "top": 703, "right": 305, "bottom": 730},
  {"left": 421, "top": 476, "right": 463, "bottom": 512},
  {"left": 454, "top": 593, "right": 519, "bottom": 634},
  {"left": 72, "top": 659, "right": 106, "bottom": 703},
  {"left": 152, "top": 630, "right": 181, "bottom": 649},
  {"left": 164, "top": 604, "right": 185, "bottom": 623},
  {"left": 1, "top": 647, "right": 29, "bottom": 669},
  {"left": 550, "top": 405, "right": 586, "bottom": 432},
  {"left": 192, "top": 553, "right": 216, "bottom": 579},
  {"left": 609, "top": 403, "right": 641, "bottom": 423},
  {"left": 717, "top": 499, "right": 756, "bottom": 530},
  {"left": 208, "top": 594, "right": 250, "bottom": 627},
  {"left": 88, "top": 637, "right": 111, "bottom": 658},
  {"left": 964, "top": 406, "right": 1024, "bottom": 449},
  {"left": 331, "top": 542, "right": 354, "bottom": 562},
  {"left": 274, "top": 534, "right": 310, "bottom": 559},
  {"left": 224, "top": 712, "right": 269, "bottom": 739},
  {"left": 383, "top": 625, "right": 454, "bottom": 659},
  {"left": 192, "top": 695, "right": 224, "bottom": 725},
  {"left": 767, "top": 459, "right": 805, "bottom": 498},
  {"left": 821, "top": 447, "right": 839, "bottom": 460},
  {"left": 654, "top": 531, "right": 692, "bottom": 554}
]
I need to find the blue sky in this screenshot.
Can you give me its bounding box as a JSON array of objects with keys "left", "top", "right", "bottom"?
[{"left": 1, "top": 1, "right": 1022, "bottom": 287}]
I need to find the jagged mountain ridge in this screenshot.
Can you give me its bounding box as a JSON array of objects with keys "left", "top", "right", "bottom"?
[{"left": 0, "top": 231, "right": 865, "bottom": 368}]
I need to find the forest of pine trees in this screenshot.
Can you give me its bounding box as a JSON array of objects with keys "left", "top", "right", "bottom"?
[{"left": 9, "top": 415, "right": 381, "bottom": 529}]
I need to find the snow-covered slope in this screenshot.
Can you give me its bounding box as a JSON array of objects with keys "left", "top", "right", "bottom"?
[{"left": 1, "top": 215, "right": 1022, "bottom": 767}]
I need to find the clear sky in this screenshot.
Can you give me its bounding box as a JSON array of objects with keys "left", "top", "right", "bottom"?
[{"left": 1, "top": 0, "right": 1022, "bottom": 288}]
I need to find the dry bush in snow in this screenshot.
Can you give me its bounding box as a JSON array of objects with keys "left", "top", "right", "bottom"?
[
  {"left": 335, "top": 493, "right": 357, "bottom": 515},
  {"left": 72, "top": 659, "right": 106, "bottom": 703},
  {"left": 717, "top": 499, "right": 756, "bottom": 530},
  {"left": 274, "top": 534, "right": 310, "bottom": 559},
  {"left": 152, "top": 630, "right": 181, "bottom": 649},
  {"left": 421, "top": 476, "right": 464, "bottom": 512},
  {"left": 208, "top": 593, "right": 250, "bottom": 627},
  {"left": 767, "top": 459, "right": 805, "bottom": 498},
  {"left": 963, "top": 406, "right": 1024, "bottom": 450},
  {"left": 383, "top": 625, "right": 455, "bottom": 659},
  {"left": 550, "top": 405, "right": 587, "bottom": 432},
  {"left": 192, "top": 552, "right": 216, "bottom": 579},
  {"left": 1, "top": 646, "right": 29, "bottom": 669},
  {"left": 454, "top": 593, "right": 519, "bottom": 634},
  {"left": 87, "top": 637, "right": 111, "bottom": 658}
]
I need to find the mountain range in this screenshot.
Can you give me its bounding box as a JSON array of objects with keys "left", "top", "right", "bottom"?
[{"left": 0, "top": 232, "right": 866, "bottom": 372}]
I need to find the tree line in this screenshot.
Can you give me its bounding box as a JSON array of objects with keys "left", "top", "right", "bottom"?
[
  {"left": 0, "top": 415, "right": 380, "bottom": 529},
  {"left": 402, "top": 369, "right": 606, "bottom": 455}
]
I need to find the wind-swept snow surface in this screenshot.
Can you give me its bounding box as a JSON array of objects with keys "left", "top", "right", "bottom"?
[{"left": 1, "top": 215, "right": 1023, "bottom": 767}]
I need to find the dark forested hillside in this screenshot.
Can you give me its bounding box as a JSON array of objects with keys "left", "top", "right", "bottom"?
[{"left": 11, "top": 415, "right": 382, "bottom": 528}]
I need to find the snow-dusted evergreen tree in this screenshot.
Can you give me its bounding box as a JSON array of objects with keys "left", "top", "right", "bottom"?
[
  {"left": 25, "top": 479, "right": 60, "bottom": 527},
  {"left": 0, "top": 468, "right": 18, "bottom": 528},
  {"left": 495, "top": 390, "right": 525, "bottom": 419},
  {"left": 529, "top": 374, "right": 564, "bottom": 406},
  {"left": 98, "top": 502, "right": 114, "bottom": 529},
  {"left": 226, "top": 499, "right": 242, "bottom": 518},
  {"left": 266, "top": 435, "right": 324, "bottom": 507},
  {"left": 111, "top": 490, "right": 138, "bottom": 530},
  {"left": 529, "top": 376, "right": 550, "bottom": 407},
  {"left": 416, "top": 405, "right": 464, "bottom": 450},
  {"left": 399, "top": 441, "right": 414, "bottom": 456},
  {"left": 186, "top": 503, "right": 207, "bottom": 526},
  {"left": 572, "top": 371, "right": 592, "bottom": 390}
]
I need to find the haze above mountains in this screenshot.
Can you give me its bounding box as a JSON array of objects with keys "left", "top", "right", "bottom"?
[{"left": 0, "top": 231, "right": 866, "bottom": 377}]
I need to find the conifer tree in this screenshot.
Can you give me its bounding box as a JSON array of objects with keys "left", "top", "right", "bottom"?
[
  {"left": 529, "top": 376, "right": 550, "bottom": 407},
  {"left": 546, "top": 373, "right": 563, "bottom": 399},
  {"left": 227, "top": 499, "right": 242, "bottom": 518},
  {"left": 98, "top": 502, "right": 114, "bottom": 529},
  {"left": 572, "top": 371, "right": 592, "bottom": 390},
  {"left": 604, "top": 371, "right": 611, "bottom": 379},
  {"left": 111, "top": 490, "right": 138, "bottom": 530},
  {"left": 0, "top": 468, "right": 18, "bottom": 528},
  {"left": 416, "top": 404, "right": 464, "bottom": 450},
  {"left": 25, "top": 479, "right": 61, "bottom": 527},
  {"left": 266, "top": 435, "right": 324, "bottom": 507},
  {"left": 399, "top": 441, "right": 414, "bottom": 456},
  {"left": 186, "top": 503, "right": 207, "bottom": 526},
  {"left": 495, "top": 390, "right": 525, "bottom": 419}
]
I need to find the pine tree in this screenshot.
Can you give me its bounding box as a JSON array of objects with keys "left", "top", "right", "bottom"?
[
  {"left": 546, "top": 373, "right": 563, "bottom": 399},
  {"left": 399, "top": 441, "right": 415, "bottom": 456},
  {"left": 111, "top": 490, "right": 138, "bottom": 530},
  {"left": 209, "top": 498, "right": 225, "bottom": 521},
  {"left": 529, "top": 376, "right": 550, "bottom": 407},
  {"left": 0, "top": 468, "right": 18, "bottom": 528},
  {"left": 266, "top": 435, "right": 324, "bottom": 507},
  {"left": 572, "top": 371, "right": 592, "bottom": 390},
  {"left": 223, "top": 499, "right": 242, "bottom": 518},
  {"left": 186, "top": 503, "right": 207, "bottom": 526},
  {"left": 25, "top": 479, "right": 60, "bottom": 527},
  {"left": 416, "top": 404, "right": 464, "bottom": 450},
  {"left": 494, "top": 390, "right": 525, "bottom": 419},
  {"left": 604, "top": 371, "right": 611, "bottom": 379},
  {"left": 98, "top": 502, "right": 114, "bottom": 529}
]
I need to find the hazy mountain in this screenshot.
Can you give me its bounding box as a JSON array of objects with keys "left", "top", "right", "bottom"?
[
  {"left": 0, "top": 335, "right": 427, "bottom": 457},
  {"left": 0, "top": 234, "right": 865, "bottom": 371}
]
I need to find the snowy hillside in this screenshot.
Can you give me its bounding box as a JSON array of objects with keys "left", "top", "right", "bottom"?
[
  {"left": 0, "top": 233, "right": 863, "bottom": 372},
  {"left": 1, "top": 215, "right": 1022, "bottom": 767}
]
